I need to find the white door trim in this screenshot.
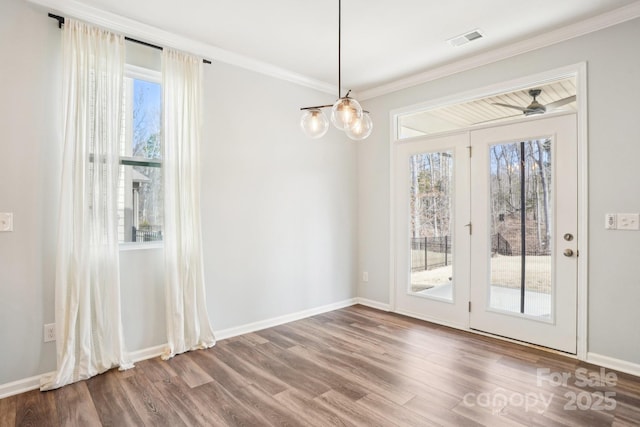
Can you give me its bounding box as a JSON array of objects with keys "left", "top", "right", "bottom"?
[{"left": 388, "top": 62, "right": 588, "bottom": 360}]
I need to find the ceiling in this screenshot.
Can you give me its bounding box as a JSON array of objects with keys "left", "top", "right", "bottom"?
[{"left": 51, "top": 0, "right": 638, "bottom": 93}]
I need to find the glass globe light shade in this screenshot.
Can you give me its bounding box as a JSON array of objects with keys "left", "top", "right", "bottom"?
[
  {"left": 345, "top": 112, "right": 373, "bottom": 140},
  {"left": 300, "top": 108, "right": 329, "bottom": 139},
  {"left": 330, "top": 97, "right": 363, "bottom": 131}
]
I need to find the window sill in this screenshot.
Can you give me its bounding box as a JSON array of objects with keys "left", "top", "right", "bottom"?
[{"left": 119, "top": 242, "right": 163, "bottom": 251}]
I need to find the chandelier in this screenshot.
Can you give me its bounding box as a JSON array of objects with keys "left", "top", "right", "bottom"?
[{"left": 299, "top": 0, "right": 373, "bottom": 140}]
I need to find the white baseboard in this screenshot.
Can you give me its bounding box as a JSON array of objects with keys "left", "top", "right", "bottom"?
[
  {"left": 0, "top": 297, "right": 368, "bottom": 400},
  {"left": 0, "top": 343, "right": 169, "bottom": 400},
  {"left": 214, "top": 298, "right": 357, "bottom": 340},
  {"left": 587, "top": 353, "right": 640, "bottom": 377},
  {"left": 0, "top": 374, "right": 47, "bottom": 400},
  {"left": 125, "top": 299, "right": 361, "bottom": 353},
  {"left": 128, "top": 344, "right": 166, "bottom": 362},
  {"left": 354, "top": 297, "right": 391, "bottom": 311}
]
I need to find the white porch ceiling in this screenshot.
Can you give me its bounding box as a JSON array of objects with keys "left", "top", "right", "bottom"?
[
  {"left": 399, "top": 78, "right": 577, "bottom": 137},
  {"left": 41, "top": 0, "right": 639, "bottom": 94}
]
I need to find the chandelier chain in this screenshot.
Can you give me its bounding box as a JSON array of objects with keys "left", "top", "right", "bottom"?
[{"left": 338, "top": 0, "right": 341, "bottom": 99}]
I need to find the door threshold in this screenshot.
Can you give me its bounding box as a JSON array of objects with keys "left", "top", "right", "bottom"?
[
  {"left": 469, "top": 327, "right": 577, "bottom": 358},
  {"left": 393, "top": 307, "right": 578, "bottom": 359}
]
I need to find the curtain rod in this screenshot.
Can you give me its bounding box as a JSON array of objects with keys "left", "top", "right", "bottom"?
[{"left": 48, "top": 13, "right": 212, "bottom": 65}]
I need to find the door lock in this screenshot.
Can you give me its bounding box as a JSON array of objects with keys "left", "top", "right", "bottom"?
[{"left": 563, "top": 233, "right": 574, "bottom": 241}]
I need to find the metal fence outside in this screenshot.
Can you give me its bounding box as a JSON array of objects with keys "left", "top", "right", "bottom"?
[
  {"left": 411, "top": 233, "right": 548, "bottom": 272},
  {"left": 132, "top": 226, "right": 163, "bottom": 242},
  {"left": 411, "top": 236, "right": 450, "bottom": 271},
  {"left": 492, "top": 233, "right": 512, "bottom": 256},
  {"left": 491, "top": 233, "right": 550, "bottom": 256}
]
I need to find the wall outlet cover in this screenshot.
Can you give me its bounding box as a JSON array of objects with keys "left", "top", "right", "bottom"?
[
  {"left": 44, "top": 323, "right": 56, "bottom": 342},
  {"left": 617, "top": 213, "right": 640, "bottom": 230},
  {"left": 0, "top": 212, "right": 13, "bottom": 232}
]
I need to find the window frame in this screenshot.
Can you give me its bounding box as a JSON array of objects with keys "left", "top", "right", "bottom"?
[{"left": 119, "top": 64, "right": 163, "bottom": 250}]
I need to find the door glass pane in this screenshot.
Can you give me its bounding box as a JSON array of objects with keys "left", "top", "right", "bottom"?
[
  {"left": 409, "top": 151, "right": 453, "bottom": 301},
  {"left": 488, "top": 139, "right": 552, "bottom": 319}
]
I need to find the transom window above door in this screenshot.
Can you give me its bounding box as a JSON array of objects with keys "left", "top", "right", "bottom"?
[{"left": 397, "top": 76, "right": 576, "bottom": 139}]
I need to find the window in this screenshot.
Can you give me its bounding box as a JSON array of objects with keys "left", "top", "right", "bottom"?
[{"left": 118, "top": 66, "right": 163, "bottom": 244}]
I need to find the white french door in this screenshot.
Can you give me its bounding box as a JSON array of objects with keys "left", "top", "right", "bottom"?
[
  {"left": 394, "top": 132, "right": 470, "bottom": 329},
  {"left": 469, "top": 115, "right": 577, "bottom": 353},
  {"left": 393, "top": 114, "right": 578, "bottom": 353}
]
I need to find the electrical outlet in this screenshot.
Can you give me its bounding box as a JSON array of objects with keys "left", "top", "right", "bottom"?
[
  {"left": 0, "top": 213, "right": 13, "bottom": 232},
  {"left": 44, "top": 323, "right": 56, "bottom": 342},
  {"left": 363, "top": 272, "right": 369, "bottom": 282},
  {"left": 618, "top": 213, "right": 640, "bottom": 230}
]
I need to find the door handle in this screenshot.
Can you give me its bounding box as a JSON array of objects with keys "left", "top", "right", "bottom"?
[{"left": 563, "top": 249, "right": 574, "bottom": 257}]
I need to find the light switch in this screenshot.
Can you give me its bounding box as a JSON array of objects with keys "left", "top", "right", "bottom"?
[
  {"left": 617, "top": 213, "right": 639, "bottom": 230},
  {"left": 605, "top": 213, "right": 616, "bottom": 230},
  {"left": 0, "top": 213, "right": 13, "bottom": 232}
]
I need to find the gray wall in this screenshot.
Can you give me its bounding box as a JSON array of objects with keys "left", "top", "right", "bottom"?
[
  {"left": 200, "top": 62, "right": 358, "bottom": 330},
  {"left": 0, "top": 0, "right": 357, "bottom": 385},
  {"left": 357, "top": 18, "right": 640, "bottom": 365},
  {"left": 0, "top": 0, "right": 61, "bottom": 386}
]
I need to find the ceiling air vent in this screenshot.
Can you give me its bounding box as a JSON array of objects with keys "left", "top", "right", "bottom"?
[{"left": 447, "top": 29, "right": 484, "bottom": 47}]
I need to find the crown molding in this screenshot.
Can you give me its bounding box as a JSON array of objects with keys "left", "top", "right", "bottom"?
[
  {"left": 28, "top": 0, "right": 640, "bottom": 100},
  {"left": 27, "top": 0, "right": 337, "bottom": 95},
  {"left": 358, "top": 1, "right": 640, "bottom": 100}
]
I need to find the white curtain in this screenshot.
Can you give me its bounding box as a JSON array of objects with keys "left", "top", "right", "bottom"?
[
  {"left": 41, "top": 19, "right": 132, "bottom": 391},
  {"left": 162, "top": 49, "right": 216, "bottom": 359}
]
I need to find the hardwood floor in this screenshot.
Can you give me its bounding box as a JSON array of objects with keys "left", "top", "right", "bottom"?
[{"left": 2, "top": 305, "right": 640, "bottom": 426}]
